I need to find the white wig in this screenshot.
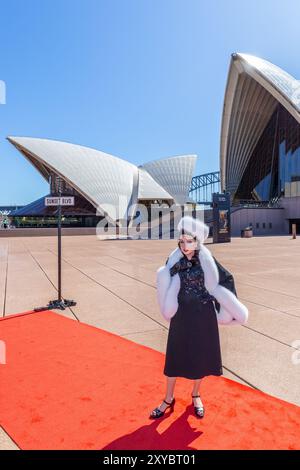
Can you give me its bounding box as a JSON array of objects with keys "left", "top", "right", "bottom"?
[{"left": 177, "top": 215, "right": 209, "bottom": 244}]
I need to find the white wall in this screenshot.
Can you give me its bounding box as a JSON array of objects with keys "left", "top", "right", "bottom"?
[
  {"left": 278, "top": 196, "right": 300, "bottom": 219},
  {"left": 230, "top": 207, "right": 286, "bottom": 236}
]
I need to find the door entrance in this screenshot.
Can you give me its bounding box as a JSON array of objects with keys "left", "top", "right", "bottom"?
[{"left": 289, "top": 219, "right": 300, "bottom": 234}]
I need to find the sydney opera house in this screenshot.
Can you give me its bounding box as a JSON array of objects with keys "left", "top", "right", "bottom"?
[
  {"left": 7, "top": 136, "right": 197, "bottom": 228},
  {"left": 6, "top": 52, "right": 300, "bottom": 234},
  {"left": 221, "top": 53, "right": 300, "bottom": 234}
]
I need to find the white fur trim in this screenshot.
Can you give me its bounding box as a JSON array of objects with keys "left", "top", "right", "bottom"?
[
  {"left": 166, "top": 247, "right": 183, "bottom": 269},
  {"left": 177, "top": 215, "right": 209, "bottom": 244},
  {"left": 212, "top": 285, "right": 249, "bottom": 325},
  {"left": 156, "top": 243, "right": 249, "bottom": 325},
  {"left": 156, "top": 265, "right": 180, "bottom": 322},
  {"left": 198, "top": 243, "right": 219, "bottom": 292}
]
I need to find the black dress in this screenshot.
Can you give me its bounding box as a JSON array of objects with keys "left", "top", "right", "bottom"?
[{"left": 163, "top": 252, "right": 223, "bottom": 380}]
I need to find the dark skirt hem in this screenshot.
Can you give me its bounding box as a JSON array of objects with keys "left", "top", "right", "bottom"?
[{"left": 163, "top": 369, "right": 223, "bottom": 380}]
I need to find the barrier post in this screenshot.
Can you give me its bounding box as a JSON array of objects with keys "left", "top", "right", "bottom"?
[{"left": 34, "top": 180, "right": 76, "bottom": 311}]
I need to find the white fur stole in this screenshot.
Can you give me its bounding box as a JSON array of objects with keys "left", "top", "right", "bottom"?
[{"left": 156, "top": 245, "right": 248, "bottom": 326}]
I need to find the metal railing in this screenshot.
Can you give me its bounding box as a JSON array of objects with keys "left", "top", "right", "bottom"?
[{"left": 231, "top": 198, "right": 282, "bottom": 208}]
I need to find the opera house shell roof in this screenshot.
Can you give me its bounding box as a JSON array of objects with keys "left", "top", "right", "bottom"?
[
  {"left": 220, "top": 53, "right": 300, "bottom": 202},
  {"left": 7, "top": 136, "right": 197, "bottom": 221}
]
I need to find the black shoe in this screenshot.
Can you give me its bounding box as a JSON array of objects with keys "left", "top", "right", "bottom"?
[
  {"left": 149, "top": 398, "right": 175, "bottom": 419},
  {"left": 192, "top": 394, "right": 205, "bottom": 418}
]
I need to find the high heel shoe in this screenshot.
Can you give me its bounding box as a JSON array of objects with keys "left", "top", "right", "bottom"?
[
  {"left": 192, "top": 395, "right": 205, "bottom": 418},
  {"left": 149, "top": 398, "right": 175, "bottom": 419}
]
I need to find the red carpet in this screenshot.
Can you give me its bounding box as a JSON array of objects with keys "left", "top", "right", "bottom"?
[{"left": 0, "top": 310, "right": 299, "bottom": 450}]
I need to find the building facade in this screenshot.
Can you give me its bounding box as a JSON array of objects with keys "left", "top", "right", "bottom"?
[{"left": 220, "top": 53, "right": 300, "bottom": 234}]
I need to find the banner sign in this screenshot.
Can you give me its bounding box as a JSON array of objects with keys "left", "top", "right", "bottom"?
[{"left": 212, "top": 192, "right": 231, "bottom": 243}]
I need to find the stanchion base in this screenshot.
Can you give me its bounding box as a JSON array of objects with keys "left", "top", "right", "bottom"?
[{"left": 34, "top": 299, "right": 77, "bottom": 312}]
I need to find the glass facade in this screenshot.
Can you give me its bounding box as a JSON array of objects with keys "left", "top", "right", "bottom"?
[
  {"left": 13, "top": 215, "right": 103, "bottom": 228},
  {"left": 10, "top": 175, "right": 105, "bottom": 227},
  {"left": 235, "top": 103, "right": 300, "bottom": 201}
]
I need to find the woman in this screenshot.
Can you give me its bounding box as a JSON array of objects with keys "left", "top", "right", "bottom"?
[{"left": 150, "top": 215, "right": 248, "bottom": 419}]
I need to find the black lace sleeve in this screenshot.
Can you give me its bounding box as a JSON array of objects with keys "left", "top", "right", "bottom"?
[{"left": 212, "top": 256, "right": 238, "bottom": 297}]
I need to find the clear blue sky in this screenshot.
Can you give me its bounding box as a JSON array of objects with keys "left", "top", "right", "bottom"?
[{"left": 1, "top": 0, "right": 300, "bottom": 205}]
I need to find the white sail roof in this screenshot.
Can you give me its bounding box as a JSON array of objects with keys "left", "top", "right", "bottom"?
[
  {"left": 8, "top": 136, "right": 196, "bottom": 219},
  {"left": 238, "top": 53, "right": 300, "bottom": 111},
  {"left": 137, "top": 167, "right": 173, "bottom": 200},
  {"left": 220, "top": 53, "right": 300, "bottom": 197},
  {"left": 140, "top": 154, "right": 197, "bottom": 205}
]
